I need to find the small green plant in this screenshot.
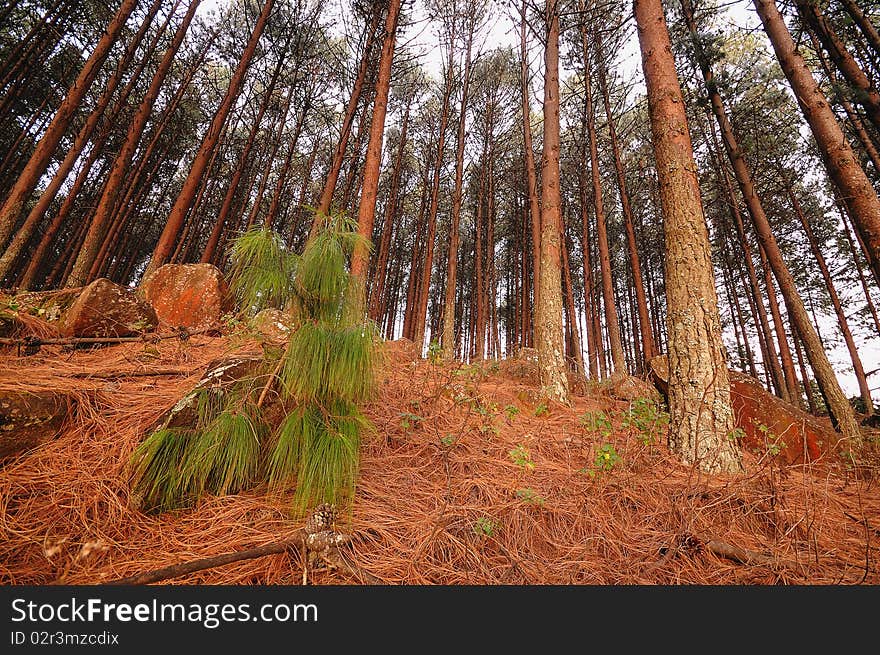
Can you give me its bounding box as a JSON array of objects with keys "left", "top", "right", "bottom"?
[
  {"left": 580, "top": 410, "right": 613, "bottom": 437},
  {"left": 503, "top": 404, "right": 519, "bottom": 420},
  {"left": 130, "top": 212, "right": 377, "bottom": 517},
  {"left": 473, "top": 517, "right": 496, "bottom": 537},
  {"left": 621, "top": 397, "right": 669, "bottom": 445},
  {"left": 509, "top": 444, "right": 535, "bottom": 470},
  {"left": 227, "top": 227, "right": 299, "bottom": 315},
  {"left": 516, "top": 487, "right": 545, "bottom": 506},
  {"left": 727, "top": 427, "right": 746, "bottom": 442},
  {"left": 756, "top": 422, "right": 786, "bottom": 458},
  {"left": 127, "top": 317, "right": 153, "bottom": 333},
  {"left": 534, "top": 401, "right": 549, "bottom": 417},
  {"left": 440, "top": 434, "right": 456, "bottom": 447},
  {"left": 587, "top": 443, "right": 621, "bottom": 477},
  {"left": 399, "top": 411, "right": 424, "bottom": 432},
  {"left": 427, "top": 339, "right": 442, "bottom": 364}
]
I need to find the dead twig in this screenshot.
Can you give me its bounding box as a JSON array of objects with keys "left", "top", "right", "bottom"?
[
  {"left": 0, "top": 325, "right": 221, "bottom": 348},
  {"left": 706, "top": 539, "right": 802, "bottom": 572},
  {"left": 66, "top": 368, "right": 198, "bottom": 379}
]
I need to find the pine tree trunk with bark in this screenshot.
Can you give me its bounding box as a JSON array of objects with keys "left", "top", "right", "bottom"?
[
  {"left": 635, "top": 0, "right": 741, "bottom": 473},
  {"left": 535, "top": 1, "right": 569, "bottom": 404}
]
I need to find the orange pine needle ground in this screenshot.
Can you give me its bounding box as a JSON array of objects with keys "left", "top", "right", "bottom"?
[{"left": 0, "top": 333, "right": 877, "bottom": 585}]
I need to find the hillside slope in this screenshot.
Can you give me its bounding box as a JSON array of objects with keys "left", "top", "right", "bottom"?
[{"left": 1, "top": 333, "right": 878, "bottom": 584}]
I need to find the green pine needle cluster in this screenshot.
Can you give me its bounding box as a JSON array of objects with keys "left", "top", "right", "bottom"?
[
  {"left": 228, "top": 227, "right": 299, "bottom": 314},
  {"left": 129, "top": 212, "right": 377, "bottom": 517}
]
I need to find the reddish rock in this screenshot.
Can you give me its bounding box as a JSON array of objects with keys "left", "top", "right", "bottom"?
[
  {"left": 60, "top": 278, "right": 158, "bottom": 337},
  {"left": 1, "top": 390, "right": 76, "bottom": 461},
  {"left": 728, "top": 371, "right": 836, "bottom": 463},
  {"left": 140, "top": 263, "right": 229, "bottom": 330},
  {"left": 152, "top": 354, "right": 267, "bottom": 433},
  {"left": 646, "top": 354, "right": 838, "bottom": 463},
  {"left": 251, "top": 308, "right": 292, "bottom": 344},
  {"left": 607, "top": 373, "right": 661, "bottom": 403}
]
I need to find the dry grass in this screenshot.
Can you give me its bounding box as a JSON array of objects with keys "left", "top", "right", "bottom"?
[{"left": 0, "top": 334, "right": 877, "bottom": 585}]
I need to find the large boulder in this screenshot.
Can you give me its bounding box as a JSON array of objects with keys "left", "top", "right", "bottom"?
[
  {"left": 646, "top": 354, "right": 837, "bottom": 463},
  {"left": 0, "top": 390, "right": 76, "bottom": 461},
  {"left": 140, "top": 263, "right": 229, "bottom": 330},
  {"left": 60, "top": 278, "right": 158, "bottom": 338}
]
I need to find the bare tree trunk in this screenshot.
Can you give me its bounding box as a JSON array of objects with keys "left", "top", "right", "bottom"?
[
  {"left": 596, "top": 30, "right": 654, "bottom": 364},
  {"left": 562, "top": 225, "right": 585, "bottom": 374},
  {"left": 535, "top": 1, "right": 569, "bottom": 403},
  {"left": 200, "top": 35, "right": 291, "bottom": 261},
  {"left": 786, "top": 178, "right": 873, "bottom": 413},
  {"left": 837, "top": 0, "right": 880, "bottom": 58},
  {"left": 145, "top": 0, "right": 276, "bottom": 280},
  {"left": 796, "top": 0, "right": 880, "bottom": 132},
  {"left": 350, "top": 0, "right": 402, "bottom": 312},
  {"left": 369, "top": 104, "right": 410, "bottom": 322},
  {"left": 0, "top": 0, "right": 167, "bottom": 282},
  {"left": 313, "top": 2, "right": 382, "bottom": 222},
  {"left": 520, "top": 0, "right": 542, "bottom": 345},
  {"left": 838, "top": 198, "right": 880, "bottom": 335},
  {"left": 580, "top": 15, "right": 625, "bottom": 375},
  {"left": 806, "top": 27, "right": 880, "bottom": 180},
  {"left": 705, "top": 116, "right": 786, "bottom": 397},
  {"left": 413, "top": 25, "right": 457, "bottom": 353},
  {"left": 755, "top": 0, "right": 880, "bottom": 293},
  {"left": 441, "top": 17, "right": 474, "bottom": 357},
  {"left": 690, "top": 0, "right": 861, "bottom": 439},
  {"left": 67, "top": 0, "right": 200, "bottom": 287},
  {"left": 635, "top": 0, "right": 740, "bottom": 472},
  {"left": 0, "top": 0, "right": 139, "bottom": 252}
]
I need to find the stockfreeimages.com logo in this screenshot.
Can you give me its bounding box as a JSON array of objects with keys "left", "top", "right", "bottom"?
[{"left": 10, "top": 597, "right": 318, "bottom": 630}]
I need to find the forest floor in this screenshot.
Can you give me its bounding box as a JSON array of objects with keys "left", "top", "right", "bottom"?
[{"left": 1, "top": 331, "right": 879, "bottom": 585}]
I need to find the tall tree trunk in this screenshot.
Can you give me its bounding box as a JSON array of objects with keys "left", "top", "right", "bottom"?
[
  {"left": 0, "top": 0, "right": 139, "bottom": 252},
  {"left": 67, "top": 0, "right": 201, "bottom": 287},
  {"left": 838, "top": 198, "right": 880, "bottom": 335},
  {"left": 690, "top": 0, "right": 861, "bottom": 440},
  {"left": 793, "top": 329, "right": 818, "bottom": 415},
  {"left": 441, "top": 18, "right": 474, "bottom": 357},
  {"left": 786, "top": 178, "right": 873, "bottom": 413},
  {"left": 313, "top": 2, "right": 382, "bottom": 221},
  {"left": 200, "top": 34, "right": 292, "bottom": 262},
  {"left": 596, "top": 30, "right": 654, "bottom": 365},
  {"left": 413, "top": 25, "right": 457, "bottom": 353},
  {"left": 837, "top": 0, "right": 880, "bottom": 58},
  {"left": 349, "top": 0, "right": 402, "bottom": 312},
  {"left": 705, "top": 116, "right": 786, "bottom": 397},
  {"left": 635, "top": 0, "right": 740, "bottom": 472},
  {"left": 754, "top": 0, "right": 880, "bottom": 292},
  {"left": 562, "top": 225, "right": 585, "bottom": 374},
  {"left": 144, "top": 0, "right": 276, "bottom": 280},
  {"left": 0, "top": 0, "right": 167, "bottom": 282},
  {"left": 371, "top": 102, "right": 410, "bottom": 320},
  {"left": 795, "top": 0, "right": 880, "bottom": 133},
  {"left": 520, "top": 0, "right": 542, "bottom": 345},
  {"left": 536, "top": 1, "right": 570, "bottom": 403},
  {"left": 806, "top": 26, "right": 880, "bottom": 180},
  {"left": 580, "top": 17, "right": 626, "bottom": 375}
]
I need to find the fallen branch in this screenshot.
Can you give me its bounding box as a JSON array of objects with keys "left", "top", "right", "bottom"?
[
  {"left": 105, "top": 533, "right": 306, "bottom": 585},
  {"left": 0, "top": 325, "right": 222, "bottom": 348},
  {"left": 103, "top": 528, "right": 384, "bottom": 586},
  {"left": 66, "top": 368, "right": 198, "bottom": 379},
  {"left": 706, "top": 539, "right": 802, "bottom": 572}
]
